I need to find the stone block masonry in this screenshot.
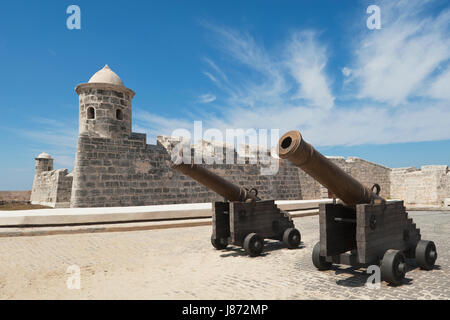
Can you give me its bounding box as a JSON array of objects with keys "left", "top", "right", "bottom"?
[
  {"left": 345, "top": 157, "right": 391, "bottom": 198},
  {"left": 70, "top": 133, "right": 302, "bottom": 207},
  {"left": 391, "top": 165, "right": 450, "bottom": 206},
  {"left": 297, "top": 156, "right": 392, "bottom": 200},
  {"left": 67, "top": 139, "right": 449, "bottom": 207},
  {"left": 78, "top": 88, "right": 132, "bottom": 140},
  {"left": 31, "top": 169, "right": 73, "bottom": 208}
]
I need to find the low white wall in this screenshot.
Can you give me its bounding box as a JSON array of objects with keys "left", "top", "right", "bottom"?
[
  {"left": 0, "top": 199, "right": 331, "bottom": 227},
  {"left": 390, "top": 165, "right": 450, "bottom": 206}
]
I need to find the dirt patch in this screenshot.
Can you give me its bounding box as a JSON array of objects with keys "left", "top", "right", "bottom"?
[
  {"left": 0, "top": 191, "right": 31, "bottom": 202},
  {"left": 0, "top": 203, "right": 51, "bottom": 211}
]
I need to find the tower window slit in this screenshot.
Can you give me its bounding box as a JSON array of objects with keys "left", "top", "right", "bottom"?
[
  {"left": 116, "top": 109, "right": 123, "bottom": 120},
  {"left": 87, "top": 107, "right": 95, "bottom": 119}
]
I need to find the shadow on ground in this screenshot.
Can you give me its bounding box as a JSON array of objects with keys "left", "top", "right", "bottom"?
[
  {"left": 219, "top": 240, "right": 305, "bottom": 258},
  {"left": 332, "top": 264, "right": 416, "bottom": 287}
]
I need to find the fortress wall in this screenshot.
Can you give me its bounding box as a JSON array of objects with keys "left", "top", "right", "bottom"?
[
  {"left": 391, "top": 165, "right": 450, "bottom": 205},
  {"left": 295, "top": 157, "right": 354, "bottom": 200},
  {"left": 31, "top": 169, "right": 72, "bottom": 208},
  {"left": 437, "top": 168, "right": 450, "bottom": 204},
  {"left": 296, "top": 170, "right": 322, "bottom": 200},
  {"left": 295, "top": 156, "right": 392, "bottom": 200},
  {"left": 70, "top": 134, "right": 302, "bottom": 208},
  {"left": 54, "top": 172, "right": 73, "bottom": 208},
  {"left": 345, "top": 157, "right": 391, "bottom": 199}
]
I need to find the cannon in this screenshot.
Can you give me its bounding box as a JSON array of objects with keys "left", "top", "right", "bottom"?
[
  {"left": 279, "top": 130, "right": 437, "bottom": 285},
  {"left": 171, "top": 158, "right": 301, "bottom": 257}
]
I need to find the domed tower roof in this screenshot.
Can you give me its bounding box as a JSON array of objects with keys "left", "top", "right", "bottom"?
[
  {"left": 75, "top": 64, "right": 134, "bottom": 98},
  {"left": 88, "top": 65, "right": 124, "bottom": 86},
  {"left": 36, "top": 152, "right": 53, "bottom": 159}
]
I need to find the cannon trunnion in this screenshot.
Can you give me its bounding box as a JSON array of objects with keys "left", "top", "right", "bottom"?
[
  {"left": 279, "top": 130, "right": 437, "bottom": 285},
  {"left": 172, "top": 162, "right": 301, "bottom": 256}
]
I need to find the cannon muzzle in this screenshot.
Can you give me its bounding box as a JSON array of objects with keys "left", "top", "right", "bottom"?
[{"left": 278, "top": 130, "right": 383, "bottom": 206}]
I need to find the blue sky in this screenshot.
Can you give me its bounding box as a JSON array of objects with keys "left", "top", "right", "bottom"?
[{"left": 0, "top": 0, "right": 449, "bottom": 190}]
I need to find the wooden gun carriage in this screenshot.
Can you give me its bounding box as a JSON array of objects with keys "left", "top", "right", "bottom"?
[
  {"left": 171, "top": 158, "right": 301, "bottom": 256},
  {"left": 279, "top": 130, "right": 438, "bottom": 285}
]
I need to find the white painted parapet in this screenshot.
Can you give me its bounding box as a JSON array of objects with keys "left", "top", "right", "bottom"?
[{"left": 0, "top": 199, "right": 331, "bottom": 227}]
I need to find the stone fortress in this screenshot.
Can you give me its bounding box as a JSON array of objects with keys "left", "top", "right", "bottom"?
[{"left": 30, "top": 66, "right": 450, "bottom": 208}]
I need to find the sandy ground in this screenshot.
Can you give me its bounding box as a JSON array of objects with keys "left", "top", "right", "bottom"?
[{"left": 0, "top": 212, "right": 448, "bottom": 300}]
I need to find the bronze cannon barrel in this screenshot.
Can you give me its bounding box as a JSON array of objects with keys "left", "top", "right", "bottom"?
[
  {"left": 171, "top": 162, "right": 258, "bottom": 202},
  {"left": 278, "top": 130, "right": 383, "bottom": 206}
]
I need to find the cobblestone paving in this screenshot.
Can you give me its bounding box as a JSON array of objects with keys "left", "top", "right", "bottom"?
[{"left": 0, "top": 211, "right": 448, "bottom": 299}]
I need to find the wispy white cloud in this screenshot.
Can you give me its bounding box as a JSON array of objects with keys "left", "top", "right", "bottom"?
[
  {"left": 349, "top": 0, "right": 450, "bottom": 105},
  {"left": 13, "top": 117, "right": 77, "bottom": 170},
  {"left": 204, "top": 23, "right": 290, "bottom": 106},
  {"left": 285, "top": 31, "right": 335, "bottom": 109},
  {"left": 136, "top": 26, "right": 335, "bottom": 144},
  {"left": 202, "top": 71, "right": 218, "bottom": 83},
  {"left": 342, "top": 67, "right": 352, "bottom": 77},
  {"left": 198, "top": 93, "right": 216, "bottom": 104},
  {"left": 204, "top": 57, "right": 229, "bottom": 83},
  {"left": 133, "top": 111, "right": 194, "bottom": 144},
  {"left": 20, "top": 125, "right": 77, "bottom": 152},
  {"left": 427, "top": 66, "right": 450, "bottom": 100},
  {"left": 137, "top": 2, "right": 450, "bottom": 148}
]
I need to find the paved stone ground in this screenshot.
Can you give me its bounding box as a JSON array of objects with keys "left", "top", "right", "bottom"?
[{"left": 0, "top": 211, "right": 448, "bottom": 299}]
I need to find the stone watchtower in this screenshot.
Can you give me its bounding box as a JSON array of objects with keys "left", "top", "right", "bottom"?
[
  {"left": 30, "top": 152, "right": 54, "bottom": 205},
  {"left": 69, "top": 65, "right": 306, "bottom": 208},
  {"left": 71, "top": 65, "right": 138, "bottom": 207},
  {"left": 34, "top": 152, "right": 53, "bottom": 173},
  {"left": 75, "top": 65, "right": 135, "bottom": 139}
]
